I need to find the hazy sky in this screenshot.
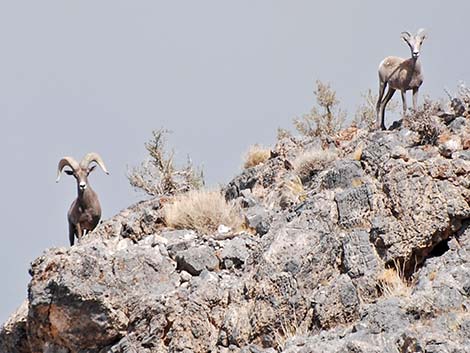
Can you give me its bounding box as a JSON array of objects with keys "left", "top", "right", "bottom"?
[{"left": 1, "top": 1, "right": 470, "bottom": 324}]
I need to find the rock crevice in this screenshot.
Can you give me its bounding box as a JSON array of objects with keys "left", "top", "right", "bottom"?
[{"left": 3, "top": 123, "right": 470, "bottom": 352}]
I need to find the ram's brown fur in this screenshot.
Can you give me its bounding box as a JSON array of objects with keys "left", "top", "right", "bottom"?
[{"left": 56, "top": 153, "right": 109, "bottom": 245}]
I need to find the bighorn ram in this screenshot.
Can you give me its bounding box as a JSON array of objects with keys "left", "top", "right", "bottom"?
[
  {"left": 376, "top": 29, "right": 427, "bottom": 130},
  {"left": 56, "top": 153, "right": 109, "bottom": 245}
]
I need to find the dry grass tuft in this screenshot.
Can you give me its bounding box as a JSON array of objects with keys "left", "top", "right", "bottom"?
[
  {"left": 278, "top": 174, "right": 307, "bottom": 209},
  {"left": 274, "top": 310, "right": 307, "bottom": 352},
  {"left": 163, "top": 189, "right": 244, "bottom": 234},
  {"left": 243, "top": 145, "right": 271, "bottom": 169},
  {"left": 378, "top": 261, "right": 413, "bottom": 298},
  {"left": 275, "top": 320, "right": 301, "bottom": 352},
  {"left": 293, "top": 149, "right": 337, "bottom": 182}
]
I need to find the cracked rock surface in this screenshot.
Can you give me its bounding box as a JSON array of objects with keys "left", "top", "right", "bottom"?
[{"left": 2, "top": 122, "right": 470, "bottom": 352}]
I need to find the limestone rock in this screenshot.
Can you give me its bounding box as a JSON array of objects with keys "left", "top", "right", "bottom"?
[
  {"left": 175, "top": 245, "right": 219, "bottom": 275},
  {"left": 3, "top": 123, "right": 470, "bottom": 352}
]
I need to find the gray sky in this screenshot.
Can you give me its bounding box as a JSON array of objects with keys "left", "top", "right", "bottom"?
[{"left": 1, "top": 1, "right": 469, "bottom": 323}]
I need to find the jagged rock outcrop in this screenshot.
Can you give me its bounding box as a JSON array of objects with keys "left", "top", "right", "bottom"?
[{"left": 2, "top": 115, "right": 470, "bottom": 352}]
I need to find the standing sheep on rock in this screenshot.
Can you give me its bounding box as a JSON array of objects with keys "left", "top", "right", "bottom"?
[
  {"left": 376, "top": 29, "right": 427, "bottom": 130},
  {"left": 56, "top": 153, "right": 109, "bottom": 246}
]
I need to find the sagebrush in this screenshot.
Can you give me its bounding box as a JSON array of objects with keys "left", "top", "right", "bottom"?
[
  {"left": 403, "top": 99, "right": 442, "bottom": 145},
  {"left": 276, "top": 127, "right": 292, "bottom": 141},
  {"left": 128, "top": 129, "right": 204, "bottom": 196},
  {"left": 293, "top": 81, "right": 346, "bottom": 138},
  {"left": 456, "top": 83, "right": 470, "bottom": 117}
]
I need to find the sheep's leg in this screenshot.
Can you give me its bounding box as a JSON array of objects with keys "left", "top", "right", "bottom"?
[
  {"left": 75, "top": 223, "right": 83, "bottom": 243},
  {"left": 376, "top": 81, "right": 387, "bottom": 129},
  {"left": 412, "top": 87, "right": 419, "bottom": 110},
  {"left": 68, "top": 223, "right": 75, "bottom": 246},
  {"left": 401, "top": 90, "right": 407, "bottom": 115},
  {"left": 380, "top": 87, "right": 396, "bottom": 130}
]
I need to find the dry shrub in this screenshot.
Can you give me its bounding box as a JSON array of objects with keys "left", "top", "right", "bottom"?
[
  {"left": 243, "top": 144, "right": 271, "bottom": 169},
  {"left": 457, "top": 83, "right": 470, "bottom": 117},
  {"left": 354, "top": 89, "right": 398, "bottom": 130},
  {"left": 163, "top": 189, "right": 243, "bottom": 234},
  {"left": 128, "top": 129, "right": 204, "bottom": 196},
  {"left": 404, "top": 99, "right": 442, "bottom": 145},
  {"left": 378, "top": 261, "right": 413, "bottom": 298},
  {"left": 293, "top": 149, "right": 337, "bottom": 182},
  {"left": 442, "top": 84, "right": 470, "bottom": 119},
  {"left": 277, "top": 127, "right": 292, "bottom": 141},
  {"left": 293, "top": 81, "right": 346, "bottom": 138}
]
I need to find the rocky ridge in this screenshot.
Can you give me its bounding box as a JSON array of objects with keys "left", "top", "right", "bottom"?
[{"left": 2, "top": 111, "right": 470, "bottom": 352}]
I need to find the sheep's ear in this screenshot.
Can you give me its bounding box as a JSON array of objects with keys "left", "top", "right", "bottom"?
[
  {"left": 64, "top": 170, "right": 74, "bottom": 176},
  {"left": 401, "top": 31, "right": 411, "bottom": 43},
  {"left": 417, "top": 28, "right": 427, "bottom": 41}
]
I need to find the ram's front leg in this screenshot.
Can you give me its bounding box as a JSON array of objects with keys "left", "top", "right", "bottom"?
[
  {"left": 68, "top": 223, "right": 76, "bottom": 246},
  {"left": 75, "top": 223, "right": 83, "bottom": 243},
  {"left": 412, "top": 87, "right": 419, "bottom": 111},
  {"left": 401, "top": 89, "right": 408, "bottom": 115}
]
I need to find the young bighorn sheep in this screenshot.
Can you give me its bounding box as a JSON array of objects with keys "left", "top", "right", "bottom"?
[
  {"left": 56, "top": 153, "right": 109, "bottom": 246},
  {"left": 376, "top": 29, "right": 427, "bottom": 130}
]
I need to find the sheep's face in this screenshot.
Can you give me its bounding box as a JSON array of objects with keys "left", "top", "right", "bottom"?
[
  {"left": 401, "top": 29, "right": 426, "bottom": 59},
  {"left": 65, "top": 165, "right": 96, "bottom": 192},
  {"left": 56, "top": 153, "right": 109, "bottom": 191}
]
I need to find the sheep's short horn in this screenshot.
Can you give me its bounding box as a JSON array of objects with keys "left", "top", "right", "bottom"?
[
  {"left": 401, "top": 31, "right": 411, "bottom": 41},
  {"left": 80, "top": 152, "right": 109, "bottom": 174},
  {"left": 56, "top": 157, "right": 80, "bottom": 182},
  {"left": 416, "top": 28, "right": 427, "bottom": 39}
]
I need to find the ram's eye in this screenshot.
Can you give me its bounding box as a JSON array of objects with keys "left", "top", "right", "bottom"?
[{"left": 64, "top": 170, "right": 74, "bottom": 176}]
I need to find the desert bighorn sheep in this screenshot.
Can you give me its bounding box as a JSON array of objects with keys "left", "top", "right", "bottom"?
[
  {"left": 56, "top": 153, "right": 109, "bottom": 245},
  {"left": 376, "top": 29, "right": 427, "bottom": 130}
]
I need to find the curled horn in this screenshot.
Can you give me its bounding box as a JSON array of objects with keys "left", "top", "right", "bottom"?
[
  {"left": 80, "top": 152, "right": 109, "bottom": 174},
  {"left": 401, "top": 31, "right": 412, "bottom": 42},
  {"left": 56, "top": 157, "right": 80, "bottom": 182}
]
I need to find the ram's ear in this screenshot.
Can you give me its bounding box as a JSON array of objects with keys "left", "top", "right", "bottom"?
[{"left": 64, "top": 170, "right": 74, "bottom": 176}]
